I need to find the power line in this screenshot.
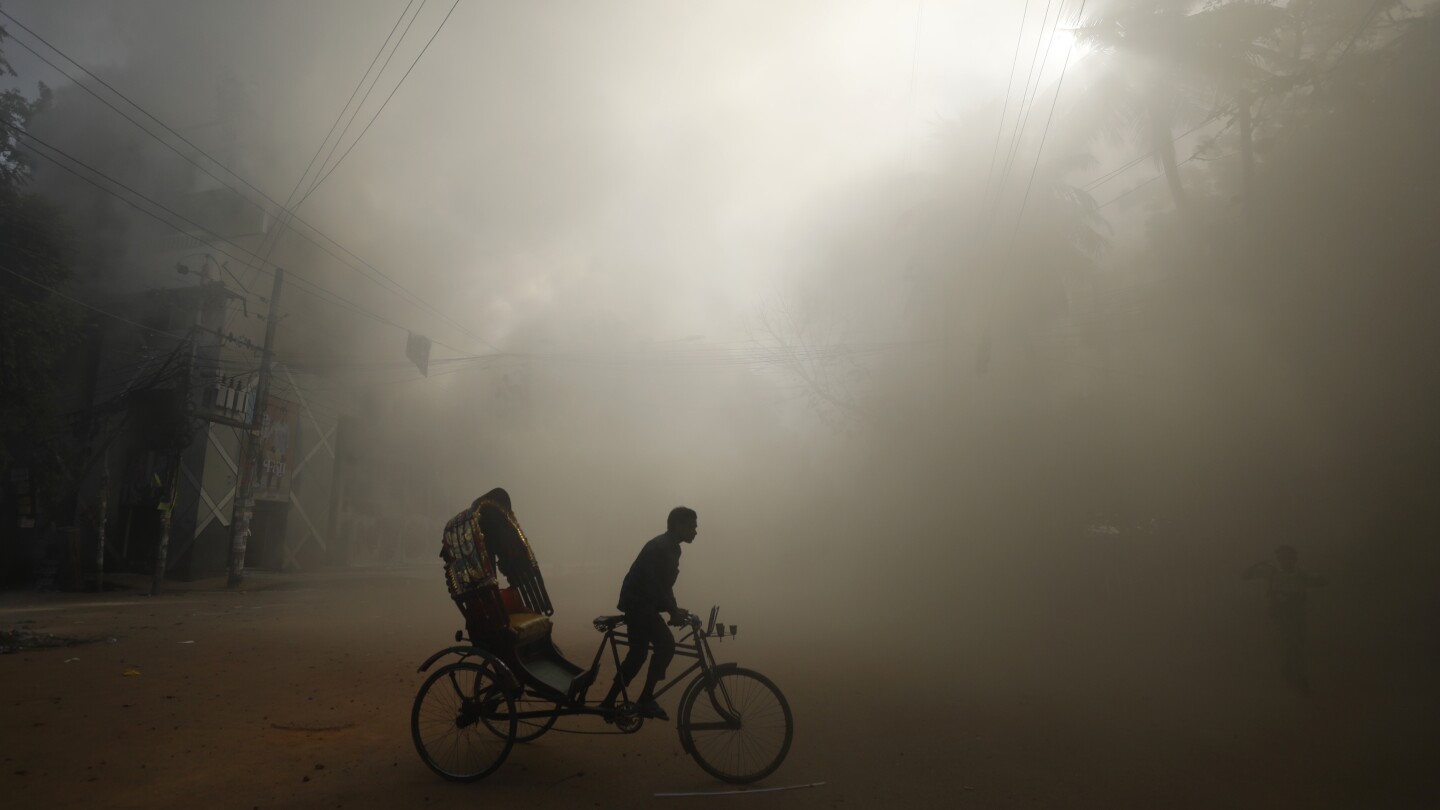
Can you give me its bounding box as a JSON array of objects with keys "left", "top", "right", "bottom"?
[
  {"left": 0, "top": 261, "right": 184, "bottom": 339},
  {"left": 979, "top": 0, "right": 1035, "bottom": 223},
  {"left": 1082, "top": 114, "right": 1223, "bottom": 192},
  {"left": 972, "top": 0, "right": 1073, "bottom": 351},
  {"left": 959, "top": 0, "right": 1100, "bottom": 385},
  {"left": 244, "top": 0, "right": 487, "bottom": 352},
  {"left": 0, "top": 12, "right": 281, "bottom": 228},
  {"left": 1098, "top": 155, "right": 1195, "bottom": 209},
  {"left": 239, "top": 0, "right": 422, "bottom": 323},
  {"left": 11, "top": 126, "right": 472, "bottom": 353},
  {"left": 252, "top": 334, "right": 949, "bottom": 386},
  {"left": 0, "top": 5, "right": 493, "bottom": 353},
  {"left": 1090, "top": 120, "right": 1239, "bottom": 210},
  {"left": 993, "top": 0, "right": 1062, "bottom": 215},
  {"left": 1080, "top": 0, "right": 1393, "bottom": 204},
  {"left": 298, "top": 0, "right": 428, "bottom": 206},
  {"left": 301, "top": 0, "right": 462, "bottom": 201},
  {"left": 1009, "top": 0, "right": 1089, "bottom": 241}
]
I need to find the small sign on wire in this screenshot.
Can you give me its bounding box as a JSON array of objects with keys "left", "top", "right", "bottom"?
[{"left": 406, "top": 331, "right": 431, "bottom": 376}]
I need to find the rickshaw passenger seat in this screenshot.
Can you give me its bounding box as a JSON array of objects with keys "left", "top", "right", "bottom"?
[{"left": 509, "top": 612, "right": 551, "bottom": 646}]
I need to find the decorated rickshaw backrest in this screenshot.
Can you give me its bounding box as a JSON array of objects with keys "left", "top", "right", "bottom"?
[
  {"left": 440, "top": 505, "right": 496, "bottom": 598},
  {"left": 439, "top": 488, "right": 553, "bottom": 616}
]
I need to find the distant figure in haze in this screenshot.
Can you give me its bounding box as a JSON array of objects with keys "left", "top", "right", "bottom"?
[
  {"left": 599, "top": 506, "right": 697, "bottom": 721},
  {"left": 1243, "top": 544, "right": 1325, "bottom": 693}
]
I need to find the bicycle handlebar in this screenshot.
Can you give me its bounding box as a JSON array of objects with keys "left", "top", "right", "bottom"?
[
  {"left": 677, "top": 606, "right": 735, "bottom": 640},
  {"left": 668, "top": 609, "right": 702, "bottom": 628}
]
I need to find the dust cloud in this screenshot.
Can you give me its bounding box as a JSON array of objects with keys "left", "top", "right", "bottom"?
[{"left": 5, "top": 0, "right": 1438, "bottom": 804}]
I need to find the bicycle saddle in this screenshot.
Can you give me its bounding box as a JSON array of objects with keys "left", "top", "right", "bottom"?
[{"left": 592, "top": 615, "right": 625, "bottom": 632}]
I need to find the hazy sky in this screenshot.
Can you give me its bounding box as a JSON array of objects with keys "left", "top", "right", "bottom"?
[
  {"left": 1, "top": 0, "right": 1121, "bottom": 552},
  {"left": 3, "top": 0, "right": 1066, "bottom": 357}
]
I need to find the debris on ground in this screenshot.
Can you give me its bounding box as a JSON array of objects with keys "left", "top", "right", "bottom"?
[
  {"left": 0, "top": 629, "right": 100, "bottom": 654},
  {"left": 655, "top": 781, "right": 827, "bottom": 798},
  {"left": 271, "top": 721, "right": 354, "bottom": 732}
]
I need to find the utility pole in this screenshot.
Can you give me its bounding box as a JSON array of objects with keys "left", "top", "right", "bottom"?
[
  {"left": 1239, "top": 89, "right": 1254, "bottom": 214},
  {"left": 94, "top": 451, "right": 108, "bottom": 593},
  {"left": 227, "top": 268, "right": 284, "bottom": 589},
  {"left": 152, "top": 465, "right": 178, "bottom": 595},
  {"left": 154, "top": 263, "right": 210, "bottom": 595}
]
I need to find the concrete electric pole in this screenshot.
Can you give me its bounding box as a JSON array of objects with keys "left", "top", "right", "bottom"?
[
  {"left": 227, "top": 267, "right": 284, "bottom": 589},
  {"left": 153, "top": 262, "right": 211, "bottom": 595}
]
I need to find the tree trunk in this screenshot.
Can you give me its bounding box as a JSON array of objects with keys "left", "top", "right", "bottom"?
[
  {"left": 1149, "top": 98, "right": 1191, "bottom": 217},
  {"left": 1239, "top": 89, "right": 1255, "bottom": 210}
]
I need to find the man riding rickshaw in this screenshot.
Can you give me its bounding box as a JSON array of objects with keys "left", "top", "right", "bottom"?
[{"left": 420, "top": 487, "right": 792, "bottom": 784}]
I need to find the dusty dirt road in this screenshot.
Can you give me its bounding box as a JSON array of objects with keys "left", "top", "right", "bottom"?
[{"left": 2, "top": 566, "right": 1434, "bottom": 810}]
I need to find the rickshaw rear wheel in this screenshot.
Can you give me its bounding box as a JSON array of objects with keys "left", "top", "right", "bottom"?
[
  {"left": 412, "top": 661, "right": 516, "bottom": 780},
  {"left": 677, "top": 666, "right": 793, "bottom": 784}
]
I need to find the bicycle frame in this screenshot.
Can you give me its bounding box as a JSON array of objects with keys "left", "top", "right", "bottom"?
[
  {"left": 418, "top": 495, "right": 791, "bottom": 783},
  {"left": 412, "top": 611, "right": 790, "bottom": 784},
  {"left": 597, "top": 619, "right": 712, "bottom": 703},
  {"left": 449, "top": 616, "right": 742, "bottom": 728}
]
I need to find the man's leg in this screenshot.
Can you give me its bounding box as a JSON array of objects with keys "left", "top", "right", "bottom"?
[
  {"left": 630, "top": 612, "right": 674, "bottom": 719},
  {"left": 1280, "top": 617, "right": 1309, "bottom": 692},
  {"left": 637, "top": 622, "right": 676, "bottom": 703},
  {"left": 601, "top": 612, "right": 656, "bottom": 708}
]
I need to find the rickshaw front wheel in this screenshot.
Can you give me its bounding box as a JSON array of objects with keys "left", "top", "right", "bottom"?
[
  {"left": 412, "top": 661, "right": 516, "bottom": 780},
  {"left": 677, "top": 666, "right": 793, "bottom": 784}
]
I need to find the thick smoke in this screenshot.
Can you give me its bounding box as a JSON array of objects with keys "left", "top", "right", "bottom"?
[{"left": 7, "top": 8, "right": 1439, "bottom": 798}]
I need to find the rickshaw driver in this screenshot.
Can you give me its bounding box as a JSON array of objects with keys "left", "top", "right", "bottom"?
[{"left": 600, "top": 506, "right": 697, "bottom": 721}]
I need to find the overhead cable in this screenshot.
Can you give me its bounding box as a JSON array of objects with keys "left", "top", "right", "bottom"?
[
  {"left": 8, "top": 126, "right": 473, "bottom": 354},
  {"left": 0, "top": 6, "right": 492, "bottom": 353},
  {"left": 978, "top": 0, "right": 1035, "bottom": 223},
  {"left": 301, "top": 0, "right": 462, "bottom": 202},
  {"left": 238, "top": 0, "right": 422, "bottom": 324},
  {"left": 1008, "top": 0, "right": 1090, "bottom": 241},
  {"left": 0, "top": 261, "right": 185, "bottom": 339}
]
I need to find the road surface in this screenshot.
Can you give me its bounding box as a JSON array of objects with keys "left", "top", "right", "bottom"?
[{"left": 2, "top": 566, "right": 1433, "bottom": 809}]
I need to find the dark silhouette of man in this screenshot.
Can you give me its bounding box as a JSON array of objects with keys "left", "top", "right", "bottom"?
[
  {"left": 1244, "top": 544, "right": 1325, "bottom": 693},
  {"left": 601, "top": 506, "right": 696, "bottom": 720}
]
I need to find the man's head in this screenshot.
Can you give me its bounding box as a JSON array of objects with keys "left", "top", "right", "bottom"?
[
  {"left": 1275, "top": 544, "right": 1298, "bottom": 571},
  {"left": 667, "top": 506, "right": 698, "bottom": 544}
]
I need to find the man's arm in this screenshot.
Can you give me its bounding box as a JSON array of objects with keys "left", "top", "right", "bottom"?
[
  {"left": 633, "top": 540, "right": 679, "bottom": 613},
  {"left": 652, "top": 546, "right": 678, "bottom": 613},
  {"left": 643, "top": 541, "right": 686, "bottom": 622},
  {"left": 1242, "top": 560, "right": 1274, "bottom": 581}
]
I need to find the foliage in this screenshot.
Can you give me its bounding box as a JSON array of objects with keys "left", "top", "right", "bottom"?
[
  {"left": 1057, "top": 0, "right": 1440, "bottom": 548},
  {"left": 1074, "top": 0, "right": 1291, "bottom": 215},
  {"left": 794, "top": 0, "right": 1440, "bottom": 567},
  {"left": 0, "top": 24, "right": 81, "bottom": 487}
]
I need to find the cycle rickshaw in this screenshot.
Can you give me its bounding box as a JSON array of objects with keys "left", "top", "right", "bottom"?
[{"left": 411, "top": 490, "right": 793, "bottom": 783}]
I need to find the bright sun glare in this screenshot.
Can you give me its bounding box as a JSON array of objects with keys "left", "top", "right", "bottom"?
[{"left": 1051, "top": 26, "right": 1095, "bottom": 65}]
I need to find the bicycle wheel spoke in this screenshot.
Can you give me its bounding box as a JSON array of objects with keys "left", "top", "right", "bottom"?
[
  {"left": 680, "top": 668, "right": 793, "bottom": 784},
  {"left": 412, "top": 661, "right": 516, "bottom": 781}
]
